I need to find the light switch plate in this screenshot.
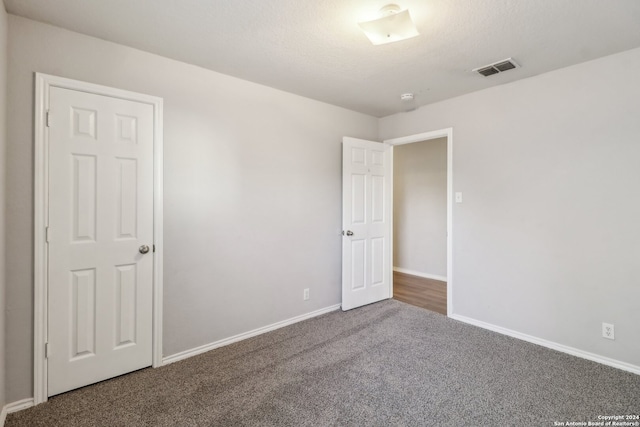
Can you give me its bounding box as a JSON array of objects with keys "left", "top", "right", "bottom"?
[{"left": 455, "top": 192, "right": 463, "bottom": 203}]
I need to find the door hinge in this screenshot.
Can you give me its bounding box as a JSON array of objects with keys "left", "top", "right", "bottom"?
[
  {"left": 46, "top": 226, "right": 51, "bottom": 243},
  {"left": 46, "top": 110, "right": 51, "bottom": 127},
  {"left": 45, "top": 343, "right": 49, "bottom": 359}
]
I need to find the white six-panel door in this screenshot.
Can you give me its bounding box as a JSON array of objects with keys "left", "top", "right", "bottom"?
[
  {"left": 342, "top": 137, "right": 392, "bottom": 310},
  {"left": 47, "top": 87, "right": 154, "bottom": 396}
]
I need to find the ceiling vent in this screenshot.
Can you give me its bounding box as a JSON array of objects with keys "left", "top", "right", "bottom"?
[{"left": 473, "top": 58, "right": 519, "bottom": 77}]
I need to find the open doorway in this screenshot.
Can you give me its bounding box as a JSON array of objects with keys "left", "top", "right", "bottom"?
[
  {"left": 385, "top": 129, "right": 453, "bottom": 316},
  {"left": 392, "top": 137, "right": 447, "bottom": 314}
]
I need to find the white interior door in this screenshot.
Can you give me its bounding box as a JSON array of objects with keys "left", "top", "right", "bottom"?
[
  {"left": 47, "top": 87, "right": 154, "bottom": 396},
  {"left": 342, "top": 137, "right": 392, "bottom": 310}
]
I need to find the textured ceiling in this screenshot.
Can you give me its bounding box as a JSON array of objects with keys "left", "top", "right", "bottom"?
[{"left": 5, "top": 0, "right": 640, "bottom": 117}]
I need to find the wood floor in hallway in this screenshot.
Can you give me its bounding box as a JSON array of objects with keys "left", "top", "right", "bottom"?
[{"left": 393, "top": 271, "right": 447, "bottom": 315}]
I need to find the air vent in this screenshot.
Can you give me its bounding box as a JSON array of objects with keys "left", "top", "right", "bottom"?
[
  {"left": 473, "top": 58, "right": 519, "bottom": 77},
  {"left": 477, "top": 66, "right": 499, "bottom": 77},
  {"left": 494, "top": 61, "right": 516, "bottom": 72}
]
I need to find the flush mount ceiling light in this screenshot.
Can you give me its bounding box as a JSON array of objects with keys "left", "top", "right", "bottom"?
[{"left": 358, "top": 4, "right": 419, "bottom": 45}]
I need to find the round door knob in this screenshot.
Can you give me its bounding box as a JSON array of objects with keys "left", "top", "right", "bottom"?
[
  {"left": 346, "top": 230, "right": 354, "bottom": 236},
  {"left": 139, "top": 245, "right": 150, "bottom": 254}
]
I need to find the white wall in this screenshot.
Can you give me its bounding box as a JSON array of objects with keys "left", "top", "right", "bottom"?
[
  {"left": 5, "top": 15, "right": 378, "bottom": 402},
  {"left": 0, "top": 1, "right": 7, "bottom": 416},
  {"left": 393, "top": 138, "right": 447, "bottom": 278},
  {"left": 380, "top": 47, "right": 640, "bottom": 369}
]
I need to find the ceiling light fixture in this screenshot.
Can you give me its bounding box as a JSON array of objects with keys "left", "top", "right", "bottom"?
[{"left": 358, "top": 4, "right": 419, "bottom": 45}]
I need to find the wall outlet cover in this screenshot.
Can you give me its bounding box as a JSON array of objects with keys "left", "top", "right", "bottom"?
[{"left": 602, "top": 322, "right": 615, "bottom": 340}]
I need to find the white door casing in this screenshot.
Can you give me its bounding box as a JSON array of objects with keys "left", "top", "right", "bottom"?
[
  {"left": 342, "top": 137, "right": 392, "bottom": 310},
  {"left": 34, "top": 74, "right": 164, "bottom": 402}
]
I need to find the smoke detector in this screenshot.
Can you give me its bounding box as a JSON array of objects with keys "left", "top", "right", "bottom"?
[{"left": 473, "top": 58, "right": 520, "bottom": 77}]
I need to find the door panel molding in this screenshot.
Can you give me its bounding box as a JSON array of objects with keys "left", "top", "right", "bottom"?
[{"left": 34, "top": 73, "right": 164, "bottom": 404}]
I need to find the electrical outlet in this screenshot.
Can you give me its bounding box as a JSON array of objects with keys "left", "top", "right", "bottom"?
[
  {"left": 303, "top": 288, "right": 310, "bottom": 301},
  {"left": 602, "top": 323, "right": 614, "bottom": 340}
]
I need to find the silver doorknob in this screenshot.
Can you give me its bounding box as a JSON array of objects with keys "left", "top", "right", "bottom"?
[
  {"left": 139, "top": 245, "right": 150, "bottom": 254},
  {"left": 345, "top": 230, "right": 354, "bottom": 236}
]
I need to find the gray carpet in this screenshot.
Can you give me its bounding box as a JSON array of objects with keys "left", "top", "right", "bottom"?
[{"left": 7, "top": 300, "right": 640, "bottom": 426}]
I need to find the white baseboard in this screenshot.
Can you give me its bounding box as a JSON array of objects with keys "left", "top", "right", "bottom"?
[
  {"left": 393, "top": 267, "right": 447, "bottom": 282},
  {"left": 163, "top": 304, "right": 342, "bottom": 365},
  {"left": 449, "top": 313, "right": 640, "bottom": 376},
  {"left": 1, "top": 398, "right": 35, "bottom": 424},
  {"left": 2, "top": 304, "right": 342, "bottom": 420}
]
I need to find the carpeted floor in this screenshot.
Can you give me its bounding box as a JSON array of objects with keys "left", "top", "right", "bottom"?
[{"left": 7, "top": 300, "right": 640, "bottom": 426}]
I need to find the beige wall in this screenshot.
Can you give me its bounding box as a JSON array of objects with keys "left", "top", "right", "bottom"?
[
  {"left": 5, "top": 15, "right": 378, "bottom": 401},
  {"left": 0, "top": 1, "right": 7, "bottom": 415},
  {"left": 393, "top": 138, "right": 447, "bottom": 278},
  {"left": 380, "top": 47, "right": 640, "bottom": 369}
]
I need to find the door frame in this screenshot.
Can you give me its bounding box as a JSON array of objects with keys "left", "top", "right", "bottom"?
[
  {"left": 384, "top": 128, "right": 453, "bottom": 316},
  {"left": 33, "top": 73, "right": 164, "bottom": 404}
]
